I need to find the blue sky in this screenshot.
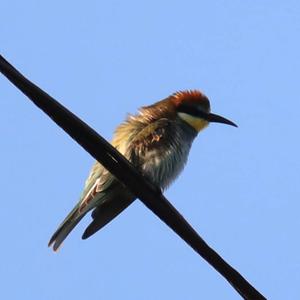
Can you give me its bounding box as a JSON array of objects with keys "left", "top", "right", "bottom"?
[{"left": 1, "top": 1, "right": 300, "bottom": 299}]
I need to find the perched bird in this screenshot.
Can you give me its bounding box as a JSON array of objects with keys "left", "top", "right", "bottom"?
[{"left": 48, "top": 90, "right": 237, "bottom": 251}]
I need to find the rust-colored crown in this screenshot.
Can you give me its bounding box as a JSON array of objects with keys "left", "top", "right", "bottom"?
[
  {"left": 171, "top": 90, "right": 210, "bottom": 112},
  {"left": 133, "top": 90, "right": 210, "bottom": 125}
]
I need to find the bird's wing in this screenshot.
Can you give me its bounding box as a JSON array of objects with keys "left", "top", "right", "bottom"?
[{"left": 81, "top": 118, "right": 176, "bottom": 239}]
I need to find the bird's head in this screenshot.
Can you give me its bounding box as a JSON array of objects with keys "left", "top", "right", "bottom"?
[{"left": 171, "top": 90, "right": 237, "bottom": 132}]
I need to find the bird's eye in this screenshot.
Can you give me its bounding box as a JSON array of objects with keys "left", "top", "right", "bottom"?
[{"left": 177, "top": 104, "right": 207, "bottom": 118}]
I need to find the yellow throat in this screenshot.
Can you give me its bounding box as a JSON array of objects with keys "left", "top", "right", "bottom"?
[{"left": 178, "top": 112, "right": 209, "bottom": 132}]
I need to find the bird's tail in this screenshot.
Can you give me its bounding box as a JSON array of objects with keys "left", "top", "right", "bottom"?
[{"left": 48, "top": 205, "right": 85, "bottom": 251}]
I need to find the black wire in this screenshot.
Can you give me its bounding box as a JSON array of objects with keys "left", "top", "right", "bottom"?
[{"left": 0, "top": 55, "right": 266, "bottom": 300}]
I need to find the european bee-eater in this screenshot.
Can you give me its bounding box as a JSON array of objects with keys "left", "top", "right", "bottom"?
[{"left": 48, "top": 90, "right": 237, "bottom": 251}]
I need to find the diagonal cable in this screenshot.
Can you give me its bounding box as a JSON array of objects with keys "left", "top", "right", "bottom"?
[{"left": 0, "top": 55, "right": 266, "bottom": 300}]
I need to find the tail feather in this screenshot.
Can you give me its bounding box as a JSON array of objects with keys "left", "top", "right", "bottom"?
[
  {"left": 49, "top": 193, "right": 135, "bottom": 250},
  {"left": 48, "top": 206, "right": 85, "bottom": 251}
]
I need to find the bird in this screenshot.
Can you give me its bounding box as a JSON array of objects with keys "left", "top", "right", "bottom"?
[{"left": 48, "top": 90, "right": 237, "bottom": 251}]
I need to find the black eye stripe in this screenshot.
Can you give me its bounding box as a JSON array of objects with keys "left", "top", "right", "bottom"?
[{"left": 178, "top": 104, "right": 208, "bottom": 119}]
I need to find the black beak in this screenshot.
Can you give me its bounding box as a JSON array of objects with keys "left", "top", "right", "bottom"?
[{"left": 207, "top": 113, "right": 238, "bottom": 127}]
